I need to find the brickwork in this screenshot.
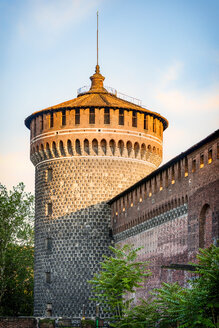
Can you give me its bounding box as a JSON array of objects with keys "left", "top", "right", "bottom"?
[
  {"left": 0, "top": 317, "right": 37, "bottom": 328},
  {"left": 25, "top": 66, "right": 167, "bottom": 317},
  {"left": 110, "top": 130, "right": 219, "bottom": 300}
]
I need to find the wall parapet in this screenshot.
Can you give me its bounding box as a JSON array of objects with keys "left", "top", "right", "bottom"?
[{"left": 109, "top": 129, "right": 219, "bottom": 235}]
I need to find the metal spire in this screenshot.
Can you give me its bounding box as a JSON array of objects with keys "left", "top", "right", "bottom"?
[
  {"left": 97, "top": 11, "right": 99, "bottom": 67},
  {"left": 95, "top": 11, "right": 100, "bottom": 73}
]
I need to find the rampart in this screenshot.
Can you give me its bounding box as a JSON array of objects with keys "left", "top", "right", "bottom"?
[{"left": 109, "top": 130, "right": 219, "bottom": 300}]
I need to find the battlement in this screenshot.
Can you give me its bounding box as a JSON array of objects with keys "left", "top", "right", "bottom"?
[
  {"left": 109, "top": 130, "right": 219, "bottom": 235},
  {"left": 29, "top": 106, "right": 164, "bottom": 168}
]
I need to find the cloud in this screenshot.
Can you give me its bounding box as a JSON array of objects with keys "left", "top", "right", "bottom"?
[
  {"left": 153, "top": 61, "right": 219, "bottom": 116},
  {"left": 157, "top": 85, "right": 219, "bottom": 114},
  {"left": 160, "top": 61, "right": 184, "bottom": 86},
  {"left": 153, "top": 61, "right": 219, "bottom": 165}
]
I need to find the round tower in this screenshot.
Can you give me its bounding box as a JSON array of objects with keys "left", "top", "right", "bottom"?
[{"left": 25, "top": 64, "right": 168, "bottom": 317}]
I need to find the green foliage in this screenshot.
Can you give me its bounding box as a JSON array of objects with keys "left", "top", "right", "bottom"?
[
  {"left": 0, "top": 244, "right": 34, "bottom": 315},
  {"left": 154, "top": 244, "right": 219, "bottom": 328},
  {"left": 116, "top": 298, "right": 159, "bottom": 328},
  {"left": 89, "top": 244, "right": 150, "bottom": 320},
  {"left": 0, "top": 182, "right": 34, "bottom": 315},
  {"left": 81, "top": 319, "right": 95, "bottom": 327}
]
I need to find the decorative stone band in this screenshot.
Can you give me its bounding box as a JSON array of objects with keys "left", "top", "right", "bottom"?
[
  {"left": 114, "top": 204, "right": 188, "bottom": 243},
  {"left": 30, "top": 140, "right": 162, "bottom": 166},
  {"left": 35, "top": 155, "right": 158, "bottom": 169},
  {"left": 31, "top": 128, "right": 163, "bottom": 146}
]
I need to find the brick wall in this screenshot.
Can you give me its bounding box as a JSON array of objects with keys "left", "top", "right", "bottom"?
[
  {"left": 0, "top": 317, "right": 37, "bottom": 328},
  {"left": 26, "top": 78, "right": 167, "bottom": 317},
  {"left": 110, "top": 131, "right": 219, "bottom": 301}
]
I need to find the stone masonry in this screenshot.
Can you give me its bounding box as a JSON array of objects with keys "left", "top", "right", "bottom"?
[{"left": 25, "top": 64, "right": 168, "bottom": 317}]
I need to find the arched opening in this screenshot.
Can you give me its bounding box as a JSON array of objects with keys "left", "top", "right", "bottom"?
[
  {"left": 153, "top": 146, "right": 156, "bottom": 153},
  {"left": 199, "top": 204, "right": 212, "bottom": 248},
  {"left": 109, "top": 139, "right": 115, "bottom": 155},
  {"left": 134, "top": 142, "right": 140, "bottom": 158},
  {"left": 148, "top": 145, "right": 152, "bottom": 152},
  {"left": 118, "top": 140, "right": 124, "bottom": 156},
  {"left": 92, "top": 139, "right": 98, "bottom": 155},
  {"left": 84, "top": 139, "right": 89, "bottom": 155},
  {"left": 126, "top": 141, "right": 132, "bottom": 157},
  {"left": 101, "top": 139, "right": 107, "bottom": 155},
  {"left": 46, "top": 143, "right": 52, "bottom": 159},
  {"left": 59, "top": 140, "right": 65, "bottom": 156},
  {"left": 141, "top": 143, "right": 146, "bottom": 159},
  {"left": 76, "top": 139, "right": 81, "bottom": 155},
  {"left": 41, "top": 144, "right": 46, "bottom": 159},
  {"left": 52, "top": 141, "right": 59, "bottom": 157},
  {"left": 67, "top": 140, "right": 73, "bottom": 156}
]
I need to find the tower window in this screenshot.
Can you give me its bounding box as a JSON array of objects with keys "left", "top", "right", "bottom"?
[
  {"left": 89, "top": 108, "right": 95, "bottom": 124},
  {"left": 46, "top": 304, "right": 52, "bottom": 317},
  {"left": 46, "top": 272, "right": 51, "bottom": 283},
  {"left": 171, "top": 166, "right": 175, "bottom": 184},
  {"left": 208, "top": 149, "right": 212, "bottom": 164},
  {"left": 47, "top": 168, "right": 52, "bottom": 181},
  {"left": 160, "top": 173, "right": 163, "bottom": 191},
  {"left": 40, "top": 115, "right": 44, "bottom": 132},
  {"left": 75, "top": 109, "right": 80, "bottom": 124},
  {"left": 45, "top": 238, "right": 52, "bottom": 251},
  {"left": 192, "top": 159, "right": 196, "bottom": 173},
  {"left": 62, "top": 110, "right": 66, "bottom": 126},
  {"left": 119, "top": 109, "right": 124, "bottom": 125},
  {"left": 144, "top": 114, "right": 148, "bottom": 130},
  {"left": 200, "top": 154, "right": 204, "bottom": 168},
  {"left": 104, "top": 108, "right": 110, "bottom": 124},
  {"left": 185, "top": 157, "right": 188, "bottom": 177},
  {"left": 47, "top": 203, "right": 52, "bottom": 216},
  {"left": 50, "top": 113, "right": 54, "bottom": 128},
  {"left": 153, "top": 118, "right": 156, "bottom": 133},
  {"left": 165, "top": 170, "right": 168, "bottom": 187},
  {"left": 178, "top": 161, "right": 181, "bottom": 179},
  {"left": 159, "top": 121, "right": 162, "bottom": 136},
  {"left": 132, "top": 111, "right": 137, "bottom": 127},
  {"left": 33, "top": 119, "right": 36, "bottom": 137}
]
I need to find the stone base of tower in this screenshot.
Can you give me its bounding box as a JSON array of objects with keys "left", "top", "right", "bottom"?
[
  {"left": 34, "top": 202, "right": 112, "bottom": 317},
  {"left": 34, "top": 157, "right": 156, "bottom": 317}
]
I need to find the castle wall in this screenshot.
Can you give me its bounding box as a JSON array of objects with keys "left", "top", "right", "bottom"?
[{"left": 110, "top": 132, "right": 219, "bottom": 302}]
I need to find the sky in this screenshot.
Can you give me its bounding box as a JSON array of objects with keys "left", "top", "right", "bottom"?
[{"left": 0, "top": 0, "right": 218, "bottom": 193}]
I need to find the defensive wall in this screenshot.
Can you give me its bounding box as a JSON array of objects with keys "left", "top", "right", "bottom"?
[
  {"left": 109, "top": 129, "right": 219, "bottom": 301},
  {"left": 25, "top": 66, "right": 168, "bottom": 317}
]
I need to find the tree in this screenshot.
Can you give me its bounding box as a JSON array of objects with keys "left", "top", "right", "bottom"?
[
  {"left": 115, "top": 298, "right": 159, "bottom": 328},
  {"left": 154, "top": 244, "right": 219, "bottom": 328},
  {"left": 89, "top": 244, "right": 150, "bottom": 321},
  {"left": 0, "top": 182, "right": 34, "bottom": 315}
]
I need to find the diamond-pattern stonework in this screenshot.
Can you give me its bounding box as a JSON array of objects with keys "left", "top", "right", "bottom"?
[
  {"left": 34, "top": 157, "right": 153, "bottom": 316},
  {"left": 25, "top": 65, "right": 168, "bottom": 317}
]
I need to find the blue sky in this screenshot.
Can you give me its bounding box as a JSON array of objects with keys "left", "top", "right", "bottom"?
[{"left": 0, "top": 0, "right": 218, "bottom": 192}]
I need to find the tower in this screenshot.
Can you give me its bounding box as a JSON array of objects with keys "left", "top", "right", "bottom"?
[{"left": 25, "top": 61, "right": 168, "bottom": 316}]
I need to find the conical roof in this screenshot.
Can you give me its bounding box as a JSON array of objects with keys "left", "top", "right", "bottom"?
[{"left": 25, "top": 65, "right": 168, "bottom": 129}]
